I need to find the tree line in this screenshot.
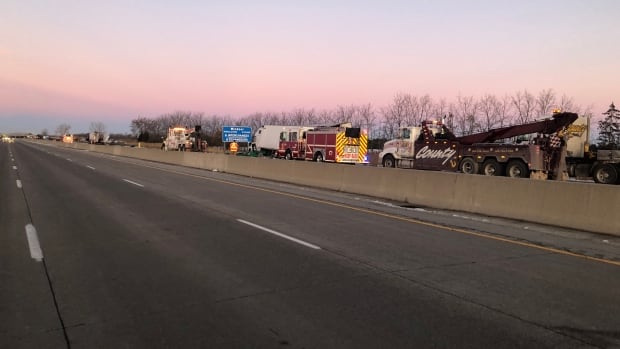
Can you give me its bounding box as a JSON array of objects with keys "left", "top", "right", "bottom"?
[{"left": 129, "top": 88, "right": 595, "bottom": 147}]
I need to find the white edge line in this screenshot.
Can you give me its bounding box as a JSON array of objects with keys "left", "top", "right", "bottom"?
[
  {"left": 123, "top": 179, "right": 144, "bottom": 187},
  {"left": 16, "top": 179, "right": 22, "bottom": 188},
  {"left": 237, "top": 219, "right": 321, "bottom": 250},
  {"left": 86, "top": 165, "right": 96, "bottom": 170},
  {"left": 25, "top": 224, "right": 44, "bottom": 261}
]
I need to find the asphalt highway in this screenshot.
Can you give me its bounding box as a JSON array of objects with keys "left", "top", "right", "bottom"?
[{"left": 2, "top": 140, "right": 620, "bottom": 348}]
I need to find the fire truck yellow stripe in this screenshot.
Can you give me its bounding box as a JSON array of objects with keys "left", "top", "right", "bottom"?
[{"left": 359, "top": 133, "right": 368, "bottom": 163}]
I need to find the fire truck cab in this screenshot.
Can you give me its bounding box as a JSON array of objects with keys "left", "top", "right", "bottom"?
[{"left": 275, "top": 127, "right": 314, "bottom": 160}]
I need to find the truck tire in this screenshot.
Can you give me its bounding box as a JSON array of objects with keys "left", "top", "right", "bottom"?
[
  {"left": 284, "top": 150, "right": 293, "bottom": 160},
  {"left": 459, "top": 157, "right": 479, "bottom": 174},
  {"left": 506, "top": 160, "right": 529, "bottom": 178},
  {"left": 314, "top": 152, "right": 324, "bottom": 162},
  {"left": 382, "top": 154, "right": 396, "bottom": 168},
  {"left": 482, "top": 159, "right": 503, "bottom": 176},
  {"left": 592, "top": 163, "right": 619, "bottom": 184}
]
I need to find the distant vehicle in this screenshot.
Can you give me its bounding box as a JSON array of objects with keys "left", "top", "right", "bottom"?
[
  {"left": 62, "top": 134, "right": 74, "bottom": 144},
  {"left": 2, "top": 135, "right": 14, "bottom": 143}
]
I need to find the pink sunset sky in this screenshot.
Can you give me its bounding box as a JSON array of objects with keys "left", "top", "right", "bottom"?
[{"left": 1, "top": 0, "right": 619, "bottom": 133}]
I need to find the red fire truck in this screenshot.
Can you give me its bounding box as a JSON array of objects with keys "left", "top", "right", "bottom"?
[{"left": 277, "top": 123, "right": 369, "bottom": 164}]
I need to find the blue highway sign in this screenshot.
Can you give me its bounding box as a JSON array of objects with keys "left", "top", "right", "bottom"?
[{"left": 222, "top": 126, "right": 252, "bottom": 143}]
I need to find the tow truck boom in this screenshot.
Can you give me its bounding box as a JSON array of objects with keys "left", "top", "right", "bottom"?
[{"left": 456, "top": 112, "right": 578, "bottom": 145}]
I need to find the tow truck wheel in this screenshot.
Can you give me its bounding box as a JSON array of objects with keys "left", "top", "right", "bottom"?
[
  {"left": 593, "top": 163, "right": 619, "bottom": 184},
  {"left": 506, "top": 160, "right": 529, "bottom": 178},
  {"left": 314, "top": 152, "right": 324, "bottom": 162},
  {"left": 382, "top": 154, "right": 396, "bottom": 168},
  {"left": 459, "top": 157, "right": 479, "bottom": 174},
  {"left": 482, "top": 159, "right": 503, "bottom": 176},
  {"left": 285, "top": 151, "right": 292, "bottom": 160}
]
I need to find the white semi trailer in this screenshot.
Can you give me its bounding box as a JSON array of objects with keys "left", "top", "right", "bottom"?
[{"left": 253, "top": 125, "right": 313, "bottom": 156}]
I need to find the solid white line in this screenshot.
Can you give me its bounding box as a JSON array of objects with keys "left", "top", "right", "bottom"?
[
  {"left": 123, "top": 179, "right": 144, "bottom": 187},
  {"left": 86, "top": 165, "right": 96, "bottom": 170},
  {"left": 237, "top": 219, "right": 321, "bottom": 250},
  {"left": 16, "top": 180, "right": 22, "bottom": 189},
  {"left": 25, "top": 224, "right": 44, "bottom": 262}
]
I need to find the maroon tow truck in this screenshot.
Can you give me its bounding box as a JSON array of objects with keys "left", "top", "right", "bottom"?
[{"left": 379, "top": 112, "right": 578, "bottom": 180}]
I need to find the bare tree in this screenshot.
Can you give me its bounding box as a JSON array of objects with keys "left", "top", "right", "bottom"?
[
  {"left": 305, "top": 109, "right": 317, "bottom": 125},
  {"left": 536, "top": 88, "right": 556, "bottom": 117},
  {"left": 418, "top": 94, "right": 433, "bottom": 123},
  {"left": 478, "top": 94, "right": 500, "bottom": 131},
  {"left": 316, "top": 109, "right": 336, "bottom": 125},
  {"left": 432, "top": 98, "right": 449, "bottom": 120},
  {"left": 288, "top": 108, "right": 307, "bottom": 125},
  {"left": 511, "top": 90, "right": 536, "bottom": 124},
  {"left": 165, "top": 111, "right": 192, "bottom": 128},
  {"left": 383, "top": 93, "right": 411, "bottom": 130},
  {"left": 453, "top": 94, "right": 478, "bottom": 135},
  {"left": 237, "top": 113, "right": 264, "bottom": 133},
  {"left": 188, "top": 112, "right": 205, "bottom": 129},
  {"left": 89, "top": 121, "right": 106, "bottom": 134},
  {"left": 131, "top": 116, "right": 149, "bottom": 137},
  {"left": 55, "top": 123, "right": 71, "bottom": 136},
  {"left": 357, "top": 103, "right": 377, "bottom": 137},
  {"left": 404, "top": 94, "right": 419, "bottom": 126},
  {"left": 263, "top": 112, "right": 283, "bottom": 125},
  {"left": 558, "top": 94, "right": 579, "bottom": 114},
  {"left": 333, "top": 105, "right": 358, "bottom": 126},
  {"left": 496, "top": 94, "right": 513, "bottom": 127}
]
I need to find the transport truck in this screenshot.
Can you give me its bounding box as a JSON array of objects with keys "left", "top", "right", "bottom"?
[
  {"left": 253, "top": 125, "right": 313, "bottom": 157},
  {"left": 379, "top": 112, "right": 579, "bottom": 180},
  {"left": 564, "top": 116, "right": 620, "bottom": 184},
  {"left": 277, "top": 123, "right": 369, "bottom": 164}
]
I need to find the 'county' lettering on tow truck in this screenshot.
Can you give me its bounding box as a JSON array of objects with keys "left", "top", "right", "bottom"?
[{"left": 415, "top": 146, "right": 457, "bottom": 165}]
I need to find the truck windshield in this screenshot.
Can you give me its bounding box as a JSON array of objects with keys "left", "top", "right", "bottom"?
[{"left": 400, "top": 129, "right": 410, "bottom": 139}]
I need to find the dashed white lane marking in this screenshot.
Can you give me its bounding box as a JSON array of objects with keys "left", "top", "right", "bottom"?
[
  {"left": 123, "top": 179, "right": 144, "bottom": 187},
  {"left": 66, "top": 158, "right": 72, "bottom": 162},
  {"left": 86, "top": 165, "right": 96, "bottom": 170},
  {"left": 13, "top": 166, "right": 17, "bottom": 170},
  {"left": 25, "top": 224, "right": 44, "bottom": 262},
  {"left": 16, "top": 180, "right": 22, "bottom": 188},
  {"left": 237, "top": 219, "right": 321, "bottom": 250}
]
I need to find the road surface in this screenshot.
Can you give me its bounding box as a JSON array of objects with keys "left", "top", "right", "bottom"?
[{"left": 2, "top": 141, "right": 620, "bottom": 348}]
